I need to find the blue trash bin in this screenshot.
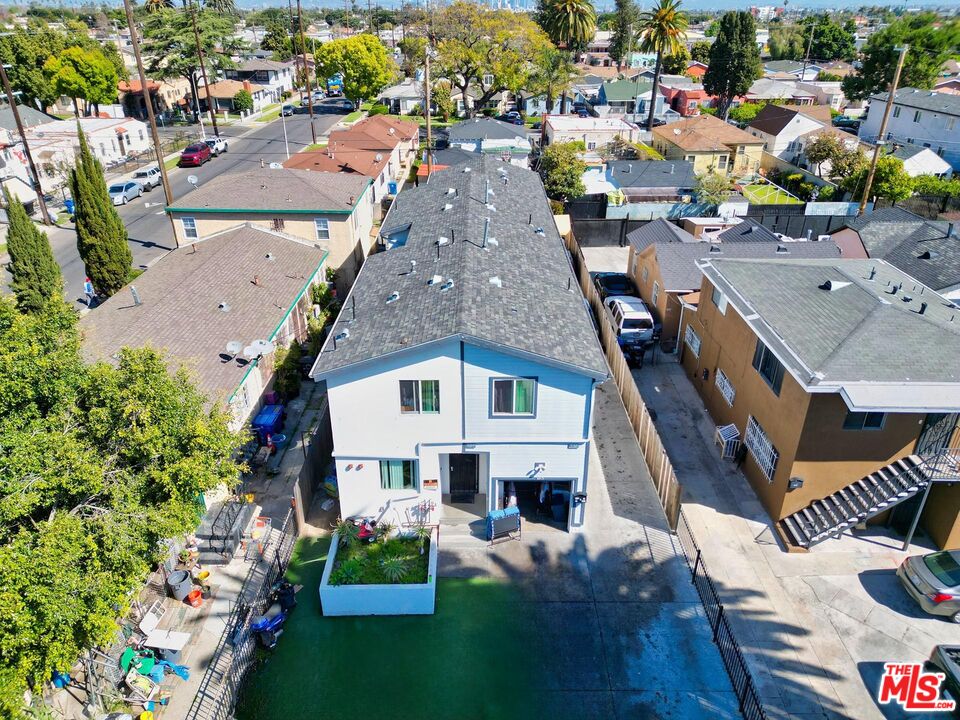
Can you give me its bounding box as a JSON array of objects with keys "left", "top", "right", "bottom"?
[
  {"left": 64, "top": 199, "right": 75, "bottom": 215},
  {"left": 388, "top": 181, "right": 398, "bottom": 195}
]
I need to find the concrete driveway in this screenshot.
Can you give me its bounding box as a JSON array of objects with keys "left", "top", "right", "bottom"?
[{"left": 438, "top": 382, "right": 740, "bottom": 720}]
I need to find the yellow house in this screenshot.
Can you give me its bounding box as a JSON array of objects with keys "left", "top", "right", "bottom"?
[
  {"left": 167, "top": 169, "right": 375, "bottom": 293},
  {"left": 652, "top": 115, "right": 764, "bottom": 176}
]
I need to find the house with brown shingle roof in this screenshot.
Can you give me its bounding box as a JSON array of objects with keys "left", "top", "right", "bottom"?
[
  {"left": 198, "top": 79, "right": 270, "bottom": 114},
  {"left": 652, "top": 115, "right": 764, "bottom": 176},
  {"left": 746, "top": 104, "right": 829, "bottom": 161}
]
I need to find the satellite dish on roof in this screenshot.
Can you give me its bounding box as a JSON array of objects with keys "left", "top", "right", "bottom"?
[
  {"left": 242, "top": 339, "right": 276, "bottom": 359},
  {"left": 225, "top": 340, "right": 243, "bottom": 356}
]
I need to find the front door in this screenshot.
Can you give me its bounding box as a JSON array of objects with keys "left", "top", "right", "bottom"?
[
  {"left": 449, "top": 454, "right": 479, "bottom": 504},
  {"left": 916, "top": 413, "right": 960, "bottom": 456}
]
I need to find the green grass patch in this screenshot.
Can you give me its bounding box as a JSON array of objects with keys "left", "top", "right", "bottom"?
[
  {"left": 303, "top": 141, "right": 328, "bottom": 151},
  {"left": 342, "top": 110, "right": 363, "bottom": 123},
  {"left": 636, "top": 142, "right": 664, "bottom": 160},
  {"left": 163, "top": 154, "right": 180, "bottom": 171},
  {"left": 237, "top": 537, "right": 572, "bottom": 720},
  {"left": 741, "top": 183, "right": 802, "bottom": 205},
  {"left": 0, "top": 242, "right": 6, "bottom": 256},
  {"left": 257, "top": 103, "right": 282, "bottom": 123},
  {"left": 330, "top": 536, "right": 429, "bottom": 585}
]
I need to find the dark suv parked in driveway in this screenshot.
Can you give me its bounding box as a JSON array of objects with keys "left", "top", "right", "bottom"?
[{"left": 591, "top": 271, "right": 639, "bottom": 301}]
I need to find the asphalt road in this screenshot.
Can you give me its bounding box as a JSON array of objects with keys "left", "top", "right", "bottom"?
[{"left": 11, "top": 109, "right": 342, "bottom": 308}]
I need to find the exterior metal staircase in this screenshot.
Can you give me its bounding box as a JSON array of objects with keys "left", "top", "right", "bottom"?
[{"left": 778, "top": 454, "right": 935, "bottom": 549}]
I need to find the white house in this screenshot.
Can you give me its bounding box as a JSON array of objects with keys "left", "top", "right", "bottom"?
[
  {"left": 747, "top": 104, "right": 829, "bottom": 162},
  {"left": 378, "top": 79, "right": 424, "bottom": 115},
  {"left": 445, "top": 118, "right": 532, "bottom": 168},
  {"left": 544, "top": 115, "right": 639, "bottom": 152},
  {"left": 309, "top": 158, "right": 608, "bottom": 531},
  {"left": 891, "top": 143, "right": 953, "bottom": 178},
  {"left": 225, "top": 59, "right": 295, "bottom": 103},
  {"left": 859, "top": 88, "right": 960, "bottom": 171}
]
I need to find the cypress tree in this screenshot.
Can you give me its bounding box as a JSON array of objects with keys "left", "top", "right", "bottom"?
[
  {"left": 704, "top": 12, "right": 762, "bottom": 121},
  {"left": 4, "top": 187, "right": 62, "bottom": 313},
  {"left": 70, "top": 125, "right": 132, "bottom": 298}
]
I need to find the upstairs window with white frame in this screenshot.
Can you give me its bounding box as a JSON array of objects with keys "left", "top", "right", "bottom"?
[
  {"left": 684, "top": 325, "right": 701, "bottom": 358},
  {"left": 181, "top": 217, "right": 198, "bottom": 241},
  {"left": 492, "top": 378, "right": 536, "bottom": 416},
  {"left": 745, "top": 415, "right": 779, "bottom": 482},
  {"left": 715, "top": 368, "right": 735, "bottom": 406},
  {"left": 711, "top": 287, "right": 727, "bottom": 314},
  {"left": 893, "top": 106, "right": 901, "bottom": 118},
  {"left": 380, "top": 459, "right": 417, "bottom": 490},
  {"left": 399, "top": 380, "right": 440, "bottom": 414},
  {"left": 314, "top": 217, "right": 330, "bottom": 241}
]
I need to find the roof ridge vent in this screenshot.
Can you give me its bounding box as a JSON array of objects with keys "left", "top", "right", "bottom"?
[
  {"left": 428, "top": 274, "right": 443, "bottom": 285},
  {"left": 534, "top": 227, "right": 545, "bottom": 236},
  {"left": 447, "top": 187, "right": 456, "bottom": 195},
  {"left": 486, "top": 237, "right": 498, "bottom": 248},
  {"left": 444, "top": 203, "right": 454, "bottom": 211},
  {"left": 775, "top": 244, "right": 789, "bottom": 253},
  {"left": 440, "top": 279, "right": 455, "bottom": 292},
  {"left": 818, "top": 279, "right": 851, "bottom": 291},
  {"left": 386, "top": 291, "right": 400, "bottom": 304},
  {"left": 437, "top": 236, "right": 450, "bottom": 246},
  {"left": 462, "top": 167, "right": 471, "bottom": 173},
  {"left": 489, "top": 276, "right": 502, "bottom": 287},
  {"left": 708, "top": 244, "right": 722, "bottom": 253}
]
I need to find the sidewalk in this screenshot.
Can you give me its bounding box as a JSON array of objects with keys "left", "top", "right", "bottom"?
[{"left": 634, "top": 359, "right": 960, "bottom": 720}]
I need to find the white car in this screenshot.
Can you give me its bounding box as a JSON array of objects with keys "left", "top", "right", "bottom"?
[
  {"left": 133, "top": 166, "right": 162, "bottom": 191},
  {"left": 108, "top": 181, "right": 143, "bottom": 205},
  {"left": 204, "top": 136, "right": 228, "bottom": 156},
  {"left": 604, "top": 295, "right": 655, "bottom": 347}
]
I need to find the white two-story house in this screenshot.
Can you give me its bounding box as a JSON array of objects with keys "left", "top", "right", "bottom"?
[
  {"left": 225, "top": 59, "right": 295, "bottom": 104},
  {"left": 859, "top": 88, "right": 960, "bottom": 172},
  {"left": 310, "top": 158, "right": 609, "bottom": 531}
]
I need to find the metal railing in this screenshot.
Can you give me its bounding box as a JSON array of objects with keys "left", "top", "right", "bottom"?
[
  {"left": 185, "top": 507, "right": 298, "bottom": 720},
  {"left": 675, "top": 509, "right": 768, "bottom": 720}
]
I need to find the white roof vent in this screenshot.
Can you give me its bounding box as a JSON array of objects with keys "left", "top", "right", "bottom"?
[
  {"left": 428, "top": 274, "right": 443, "bottom": 285},
  {"left": 218, "top": 301, "right": 231, "bottom": 312},
  {"left": 437, "top": 236, "right": 450, "bottom": 246},
  {"left": 443, "top": 203, "right": 453, "bottom": 211},
  {"left": 386, "top": 291, "right": 400, "bottom": 304},
  {"left": 334, "top": 328, "right": 350, "bottom": 342},
  {"left": 489, "top": 276, "right": 502, "bottom": 287},
  {"left": 447, "top": 187, "right": 456, "bottom": 195},
  {"left": 440, "top": 279, "right": 455, "bottom": 291},
  {"left": 462, "top": 167, "right": 471, "bottom": 173},
  {"left": 486, "top": 204, "right": 496, "bottom": 212},
  {"left": 534, "top": 227, "right": 545, "bottom": 236},
  {"left": 486, "top": 237, "right": 498, "bottom": 248},
  {"left": 818, "top": 279, "right": 851, "bottom": 292}
]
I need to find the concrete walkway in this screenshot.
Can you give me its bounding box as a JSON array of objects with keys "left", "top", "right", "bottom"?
[
  {"left": 438, "top": 381, "right": 740, "bottom": 720},
  {"left": 635, "top": 359, "right": 960, "bottom": 720}
]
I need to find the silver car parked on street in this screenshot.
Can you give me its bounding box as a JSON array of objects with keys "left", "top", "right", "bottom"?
[
  {"left": 108, "top": 181, "right": 143, "bottom": 205},
  {"left": 898, "top": 550, "right": 960, "bottom": 622}
]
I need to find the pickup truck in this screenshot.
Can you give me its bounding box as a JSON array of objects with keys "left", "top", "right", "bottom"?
[
  {"left": 204, "top": 136, "right": 229, "bottom": 156},
  {"left": 133, "top": 166, "right": 162, "bottom": 191}
]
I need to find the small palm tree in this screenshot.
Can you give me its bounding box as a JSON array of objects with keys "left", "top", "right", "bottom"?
[
  {"left": 540, "top": 0, "right": 597, "bottom": 113},
  {"left": 531, "top": 47, "right": 577, "bottom": 115},
  {"left": 380, "top": 556, "right": 409, "bottom": 583},
  {"left": 333, "top": 518, "right": 360, "bottom": 548},
  {"left": 144, "top": 0, "right": 174, "bottom": 13},
  {"left": 411, "top": 523, "right": 432, "bottom": 555},
  {"left": 374, "top": 521, "right": 396, "bottom": 544},
  {"left": 637, "top": 0, "right": 688, "bottom": 132}
]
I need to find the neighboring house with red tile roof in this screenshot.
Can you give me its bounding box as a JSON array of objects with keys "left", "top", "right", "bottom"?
[{"left": 118, "top": 77, "right": 191, "bottom": 120}]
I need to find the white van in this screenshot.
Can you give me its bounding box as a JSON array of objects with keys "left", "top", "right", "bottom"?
[{"left": 604, "top": 295, "right": 655, "bottom": 346}]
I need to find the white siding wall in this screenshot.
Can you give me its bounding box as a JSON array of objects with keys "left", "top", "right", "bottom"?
[{"left": 859, "top": 99, "right": 960, "bottom": 171}]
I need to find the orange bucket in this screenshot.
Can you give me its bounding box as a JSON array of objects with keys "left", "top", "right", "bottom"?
[{"left": 186, "top": 589, "right": 203, "bottom": 608}]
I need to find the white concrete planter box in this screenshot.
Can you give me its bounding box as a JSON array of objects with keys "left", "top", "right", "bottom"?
[{"left": 318, "top": 528, "right": 438, "bottom": 616}]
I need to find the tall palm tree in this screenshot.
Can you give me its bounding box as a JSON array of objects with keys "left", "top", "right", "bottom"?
[
  {"left": 144, "top": 0, "right": 174, "bottom": 12},
  {"left": 540, "top": 0, "right": 596, "bottom": 113},
  {"left": 637, "top": 0, "right": 687, "bottom": 132},
  {"left": 532, "top": 47, "right": 577, "bottom": 114}
]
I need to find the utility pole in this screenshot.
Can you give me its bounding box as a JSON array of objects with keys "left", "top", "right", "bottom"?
[
  {"left": 122, "top": 0, "right": 175, "bottom": 233},
  {"left": 297, "top": 0, "right": 318, "bottom": 146},
  {"left": 799, "top": 21, "right": 815, "bottom": 84},
  {"left": 190, "top": 1, "right": 220, "bottom": 137},
  {"left": 424, "top": 46, "right": 432, "bottom": 177},
  {"left": 858, "top": 44, "right": 908, "bottom": 216},
  {"left": 0, "top": 63, "right": 50, "bottom": 225}
]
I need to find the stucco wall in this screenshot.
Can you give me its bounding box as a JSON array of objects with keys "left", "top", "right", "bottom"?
[{"left": 629, "top": 245, "right": 684, "bottom": 347}]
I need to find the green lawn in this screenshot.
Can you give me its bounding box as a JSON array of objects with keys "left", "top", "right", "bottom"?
[
  {"left": 342, "top": 110, "right": 363, "bottom": 123},
  {"left": 237, "top": 537, "right": 561, "bottom": 720},
  {"left": 163, "top": 154, "right": 180, "bottom": 171},
  {"left": 741, "top": 183, "right": 802, "bottom": 205},
  {"left": 304, "top": 141, "right": 328, "bottom": 151},
  {"left": 257, "top": 103, "right": 282, "bottom": 123}
]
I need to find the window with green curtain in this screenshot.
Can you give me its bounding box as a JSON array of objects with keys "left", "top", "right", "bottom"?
[
  {"left": 380, "top": 460, "right": 416, "bottom": 490},
  {"left": 514, "top": 379, "right": 535, "bottom": 414},
  {"left": 492, "top": 378, "right": 536, "bottom": 415},
  {"left": 420, "top": 380, "right": 440, "bottom": 413}
]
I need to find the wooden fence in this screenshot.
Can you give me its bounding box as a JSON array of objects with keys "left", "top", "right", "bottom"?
[{"left": 563, "top": 231, "right": 682, "bottom": 529}]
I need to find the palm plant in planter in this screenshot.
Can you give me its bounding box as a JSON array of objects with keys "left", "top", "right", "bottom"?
[
  {"left": 333, "top": 518, "right": 360, "bottom": 548},
  {"left": 411, "top": 523, "right": 431, "bottom": 555},
  {"left": 380, "top": 556, "right": 409, "bottom": 583},
  {"left": 374, "top": 521, "right": 396, "bottom": 544},
  {"left": 330, "top": 557, "right": 363, "bottom": 586}
]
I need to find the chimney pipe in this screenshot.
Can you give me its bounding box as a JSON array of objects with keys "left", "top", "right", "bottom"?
[
  {"left": 482, "top": 217, "right": 490, "bottom": 248},
  {"left": 949, "top": 222, "right": 957, "bottom": 238},
  {"left": 919, "top": 301, "right": 928, "bottom": 315},
  {"left": 868, "top": 266, "right": 876, "bottom": 280},
  {"left": 254, "top": 275, "right": 261, "bottom": 286},
  {"left": 806, "top": 228, "right": 813, "bottom": 240}
]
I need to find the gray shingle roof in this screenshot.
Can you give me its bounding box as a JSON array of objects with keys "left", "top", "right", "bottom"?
[
  {"left": 607, "top": 160, "right": 696, "bottom": 189},
  {"left": 627, "top": 218, "right": 697, "bottom": 251},
  {"left": 703, "top": 258, "right": 960, "bottom": 390},
  {"left": 445, "top": 118, "right": 530, "bottom": 143},
  {"left": 717, "top": 219, "right": 782, "bottom": 244},
  {"left": 167, "top": 169, "right": 371, "bottom": 213},
  {"left": 651, "top": 239, "right": 842, "bottom": 293},
  {"left": 80, "top": 225, "right": 327, "bottom": 405},
  {"left": 0, "top": 104, "right": 56, "bottom": 132},
  {"left": 870, "top": 88, "right": 960, "bottom": 116},
  {"left": 310, "top": 156, "right": 608, "bottom": 378}
]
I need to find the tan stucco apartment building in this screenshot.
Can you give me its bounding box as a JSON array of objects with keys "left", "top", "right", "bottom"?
[
  {"left": 167, "top": 169, "right": 374, "bottom": 292},
  {"left": 678, "top": 257, "right": 960, "bottom": 550},
  {"left": 652, "top": 115, "right": 764, "bottom": 176}
]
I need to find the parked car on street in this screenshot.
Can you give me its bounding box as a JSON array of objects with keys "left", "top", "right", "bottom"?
[
  {"left": 331, "top": 99, "right": 354, "bottom": 112},
  {"left": 108, "top": 181, "right": 143, "bottom": 206},
  {"left": 591, "top": 271, "right": 639, "bottom": 301},
  {"left": 204, "top": 136, "right": 228, "bottom": 156},
  {"left": 898, "top": 550, "right": 960, "bottom": 622},
  {"left": 604, "top": 295, "right": 656, "bottom": 347},
  {"left": 281, "top": 104, "right": 294, "bottom": 116},
  {"left": 925, "top": 645, "right": 960, "bottom": 708},
  {"left": 133, "top": 166, "right": 162, "bottom": 191},
  {"left": 179, "top": 143, "right": 212, "bottom": 167}
]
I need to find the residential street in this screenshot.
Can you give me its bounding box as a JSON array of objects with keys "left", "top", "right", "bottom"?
[{"left": 7, "top": 111, "right": 342, "bottom": 307}]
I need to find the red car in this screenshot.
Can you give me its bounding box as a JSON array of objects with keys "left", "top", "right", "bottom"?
[{"left": 179, "top": 142, "right": 212, "bottom": 167}]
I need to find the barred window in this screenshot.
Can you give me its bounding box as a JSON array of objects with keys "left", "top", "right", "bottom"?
[
  {"left": 745, "top": 416, "right": 779, "bottom": 482},
  {"left": 684, "top": 325, "right": 701, "bottom": 358},
  {"left": 715, "top": 368, "right": 735, "bottom": 406}
]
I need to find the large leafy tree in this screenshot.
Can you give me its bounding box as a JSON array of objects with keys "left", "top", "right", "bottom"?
[
  {"left": 704, "top": 11, "right": 762, "bottom": 121},
  {"left": 841, "top": 154, "right": 913, "bottom": 203},
  {"left": 637, "top": 0, "right": 687, "bottom": 131},
  {"left": 43, "top": 46, "right": 118, "bottom": 117},
  {"left": 608, "top": 0, "right": 638, "bottom": 70},
  {"left": 3, "top": 188, "right": 61, "bottom": 315},
  {"left": 540, "top": 141, "right": 586, "bottom": 200},
  {"left": 528, "top": 46, "right": 577, "bottom": 114},
  {"left": 689, "top": 39, "right": 711, "bottom": 64},
  {"left": 314, "top": 34, "right": 395, "bottom": 105},
  {"left": 538, "top": 0, "right": 596, "bottom": 113},
  {"left": 804, "top": 132, "right": 844, "bottom": 177},
  {"left": 802, "top": 15, "right": 856, "bottom": 62},
  {"left": 69, "top": 128, "right": 132, "bottom": 298},
  {"left": 768, "top": 24, "right": 806, "bottom": 60},
  {"left": 842, "top": 14, "right": 960, "bottom": 101},
  {"left": 661, "top": 45, "right": 690, "bottom": 76},
  {"left": 0, "top": 299, "right": 242, "bottom": 710}
]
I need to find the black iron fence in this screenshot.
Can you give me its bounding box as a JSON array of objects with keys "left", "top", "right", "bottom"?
[
  {"left": 185, "top": 508, "right": 298, "bottom": 720},
  {"left": 675, "top": 509, "right": 768, "bottom": 720}
]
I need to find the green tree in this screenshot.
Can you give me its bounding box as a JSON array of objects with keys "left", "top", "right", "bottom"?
[
  {"left": 704, "top": 19, "right": 718, "bottom": 37},
  {"left": 540, "top": 141, "right": 586, "bottom": 200},
  {"left": 841, "top": 154, "right": 912, "bottom": 202},
  {"left": 3, "top": 188, "right": 62, "bottom": 314},
  {"left": 802, "top": 15, "right": 856, "bottom": 62},
  {"left": 912, "top": 174, "right": 960, "bottom": 198},
  {"left": 233, "top": 89, "right": 253, "bottom": 112},
  {"left": 695, "top": 171, "right": 732, "bottom": 204},
  {"left": 828, "top": 145, "right": 868, "bottom": 183},
  {"left": 0, "top": 26, "right": 75, "bottom": 110},
  {"left": 432, "top": 79, "right": 454, "bottom": 121},
  {"left": 768, "top": 24, "right": 805, "bottom": 60},
  {"left": 528, "top": 46, "right": 576, "bottom": 115},
  {"left": 144, "top": 0, "right": 174, "bottom": 13},
  {"left": 804, "top": 132, "right": 844, "bottom": 176},
  {"left": 662, "top": 45, "right": 690, "bottom": 75},
  {"left": 69, "top": 128, "right": 132, "bottom": 298},
  {"left": 397, "top": 36, "right": 427, "bottom": 78},
  {"left": 538, "top": 0, "right": 596, "bottom": 113},
  {"left": 690, "top": 39, "right": 711, "bottom": 64},
  {"left": 728, "top": 100, "right": 779, "bottom": 125},
  {"left": 608, "top": 0, "right": 638, "bottom": 70},
  {"left": 843, "top": 14, "right": 960, "bottom": 101},
  {"left": 314, "top": 34, "right": 395, "bottom": 105},
  {"left": 260, "top": 19, "right": 291, "bottom": 56},
  {"left": 704, "top": 11, "right": 762, "bottom": 121},
  {"left": 638, "top": 0, "right": 687, "bottom": 131}
]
